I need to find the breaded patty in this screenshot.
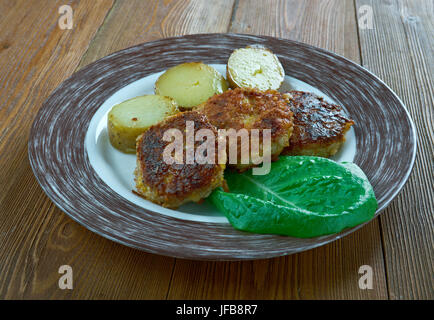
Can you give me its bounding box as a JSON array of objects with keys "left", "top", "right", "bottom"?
[
  {"left": 134, "top": 111, "right": 225, "bottom": 208},
  {"left": 282, "top": 91, "right": 354, "bottom": 157},
  {"left": 195, "top": 88, "right": 294, "bottom": 171}
]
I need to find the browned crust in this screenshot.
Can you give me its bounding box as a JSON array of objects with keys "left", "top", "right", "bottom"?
[
  {"left": 282, "top": 90, "right": 354, "bottom": 157},
  {"left": 196, "top": 88, "right": 293, "bottom": 136},
  {"left": 195, "top": 88, "right": 294, "bottom": 167},
  {"left": 135, "top": 111, "right": 225, "bottom": 208}
]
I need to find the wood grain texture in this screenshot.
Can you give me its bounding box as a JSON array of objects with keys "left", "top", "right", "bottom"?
[
  {"left": 356, "top": 0, "right": 433, "bottom": 300},
  {"left": 167, "top": 227, "right": 388, "bottom": 299},
  {"left": 230, "top": 0, "right": 360, "bottom": 60},
  {"left": 0, "top": 0, "right": 174, "bottom": 299},
  {"left": 167, "top": 0, "right": 388, "bottom": 299},
  {"left": 78, "top": 0, "right": 235, "bottom": 68}
]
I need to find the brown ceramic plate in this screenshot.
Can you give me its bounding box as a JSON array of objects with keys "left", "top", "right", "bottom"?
[{"left": 28, "top": 34, "right": 416, "bottom": 260}]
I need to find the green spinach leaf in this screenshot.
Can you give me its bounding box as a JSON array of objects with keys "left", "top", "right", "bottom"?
[{"left": 209, "top": 156, "right": 377, "bottom": 238}]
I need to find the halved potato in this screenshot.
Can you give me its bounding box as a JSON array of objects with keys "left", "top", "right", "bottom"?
[
  {"left": 226, "top": 46, "right": 285, "bottom": 90},
  {"left": 108, "top": 95, "right": 179, "bottom": 153},
  {"left": 154, "top": 62, "right": 229, "bottom": 109}
]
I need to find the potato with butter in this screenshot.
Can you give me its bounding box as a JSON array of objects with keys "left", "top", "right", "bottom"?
[
  {"left": 154, "top": 62, "right": 229, "bottom": 109},
  {"left": 108, "top": 95, "right": 179, "bottom": 153},
  {"left": 226, "top": 46, "right": 285, "bottom": 90}
]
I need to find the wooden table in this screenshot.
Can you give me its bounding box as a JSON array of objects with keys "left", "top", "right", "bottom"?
[{"left": 0, "top": 0, "right": 432, "bottom": 300}]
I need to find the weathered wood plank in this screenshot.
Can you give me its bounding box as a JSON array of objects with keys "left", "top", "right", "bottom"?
[
  {"left": 0, "top": 0, "right": 172, "bottom": 299},
  {"left": 78, "top": 0, "right": 235, "bottom": 68},
  {"left": 356, "top": 0, "right": 433, "bottom": 300},
  {"left": 230, "top": 0, "right": 360, "bottom": 60},
  {"left": 167, "top": 227, "right": 388, "bottom": 299},
  {"left": 167, "top": 0, "right": 388, "bottom": 300}
]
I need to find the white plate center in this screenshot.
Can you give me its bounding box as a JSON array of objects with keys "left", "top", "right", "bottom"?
[{"left": 85, "top": 64, "right": 356, "bottom": 223}]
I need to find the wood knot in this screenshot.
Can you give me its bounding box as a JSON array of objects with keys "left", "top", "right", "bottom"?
[
  {"left": 60, "top": 222, "right": 74, "bottom": 238},
  {"left": 0, "top": 41, "right": 11, "bottom": 51},
  {"left": 404, "top": 15, "right": 419, "bottom": 24}
]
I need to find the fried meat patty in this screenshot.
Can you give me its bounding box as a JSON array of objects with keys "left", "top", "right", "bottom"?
[
  {"left": 135, "top": 111, "right": 225, "bottom": 208},
  {"left": 282, "top": 91, "right": 354, "bottom": 157},
  {"left": 195, "top": 88, "right": 294, "bottom": 170}
]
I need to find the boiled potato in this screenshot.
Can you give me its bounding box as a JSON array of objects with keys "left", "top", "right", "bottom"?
[
  {"left": 108, "top": 95, "right": 179, "bottom": 153},
  {"left": 226, "top": 46, "right": 285, "bottom": 90},
  {"left": 154, "top": 62, "right": 229, "bottom": 109}
]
